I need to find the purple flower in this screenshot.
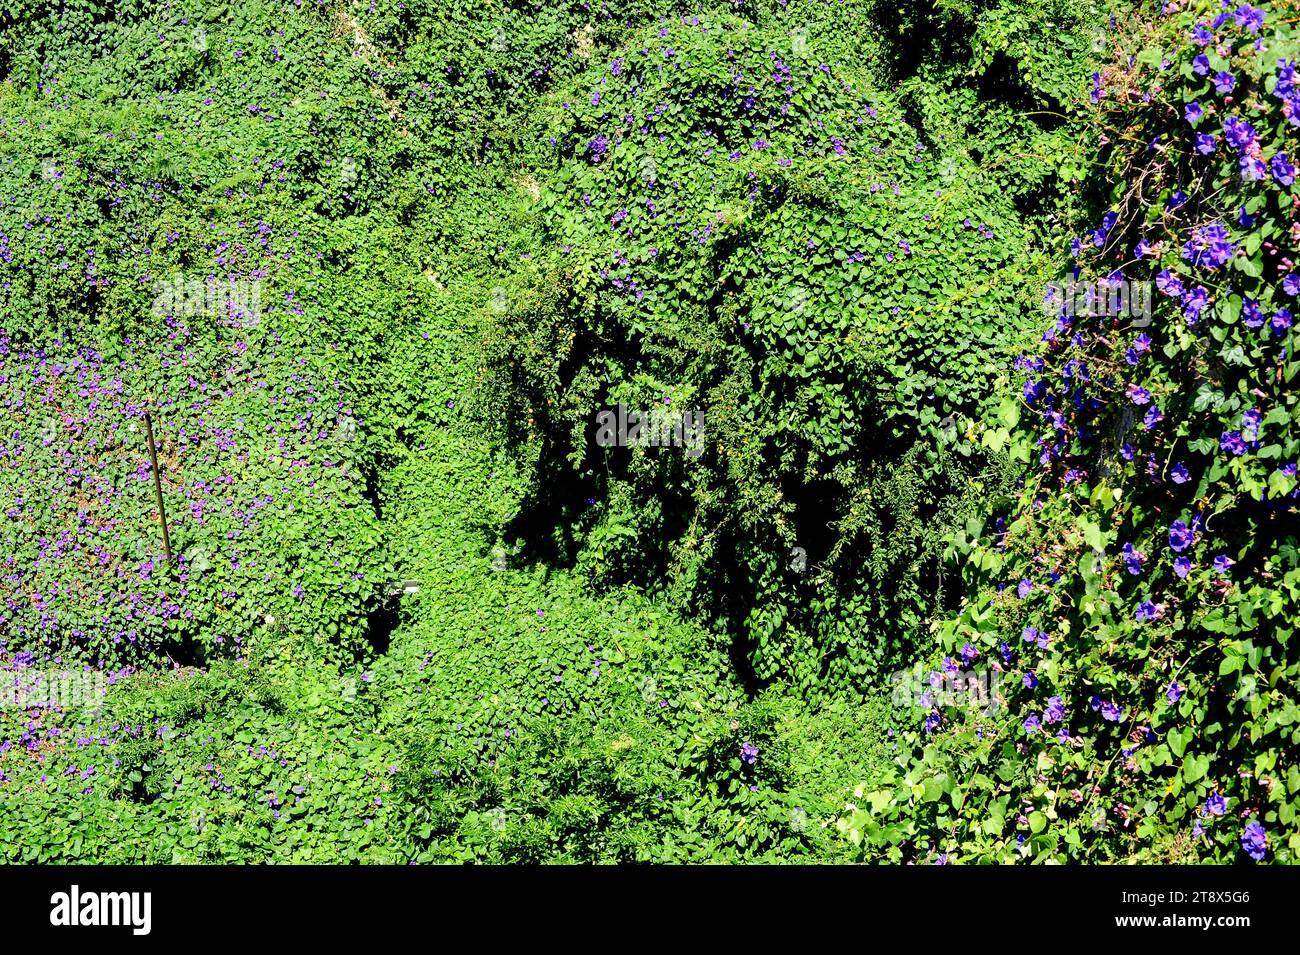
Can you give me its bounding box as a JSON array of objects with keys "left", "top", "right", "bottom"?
[
  {"left": 739, "top": 742, "right": 759, "bottom": 765},
  {"left": 1277, "top": 59, "right": 1298, "bottom": 99},
  {"left": 1143, "top": 405, "right": 1163, "bottom": 430},
  {"left": 1017, "top": 578, "right": 1033, "bottom": 599},
  {"left": 1223, "top": 116, "right": 1257, "bottom": 149},
  {"left": 1242, "top": 821, "right": 1268, "bottom": 861},
  {"left": 1213, "top": 71, "right": 1235, "bottom": 95},
  {"left": 1193, "top": 54, "right": 1211, "bottom": 76},
  {"left": 1284, "top": 274, "right": 1300, "bottom": 296},
  {"left": 1273, "top": 153, "right": 1296, "bottom": 186},
  {"left": 1221, "top": 430, "right": 1247, "bottom": 455},
  {"left": 1166, "top": 681, "right": 1184, "bottom": 703},
  {"left": 1136, "top": 601, "right": 1161, "bottom": 622},
  {"left": 1024, "top": 671, "right": 1038, "bottom": 689},
  {"left": 1242, "top": 408, "right": 1262, "bottom": 441},
  {"left": 1271, "top": 308, "right": 1293, "bottom": 336},
  {"left": 1204, "top": 792, "right": 1228, "bottom": 817},
  {"left": 1044, "top": 696, "right": 1065, "bottom": 724},
  {"left": 1100, "top": 700, "right": 1124, "bottom": 722},
  {"left": 1213, "top": 554, "right": 1235, "bottom": 575},
  {"left": 1243, "top": 298, "right": 1265, "bottom": 328},
  {"left": 1182, "top": 221, "right": 1234, "bottom": 269},
  {"left": 1174, "top": 556, "right": 1192, "bottom": 578},
  {"left": 1196, "top": 133, "right": 1217, "bottom": 155},
  {"left": 1156, "top": 269, "right": 1185, "bottom": 297},
  {"left": 1183, "top": 286, "right": 1211, "bottom": 324},
  {"left": 1171, "top": 462, "right": 1190, "bottom": 484},
  {"left": 1023, "top": 714, "right": 1041, "bottom": 734},
  {"left": 1169, "top": 520, "right": 1194, "bottom": 552},
  {"left": 1122, "top": 543, "right": 1144, "bottom": 575},
  {"left": 1234, "top": 5, "right": 1265, "bottom": 34}
]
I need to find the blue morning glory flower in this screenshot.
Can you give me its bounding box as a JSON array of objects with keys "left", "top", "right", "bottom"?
[
  {"left": 1221, "top": 431, "right": 1247, "bottom": 455},
  {"left": 1241, "top": 821, "right": 1268, "bottom": 861},
  {"left": 1273, "top": 153, "right": 1296, "bottom": 186},
  {"left": 1243, "top": 298, "right": 1265, "bottom": 328}
]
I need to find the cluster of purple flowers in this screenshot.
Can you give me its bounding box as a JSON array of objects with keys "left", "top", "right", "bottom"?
[{"left": 1181, "top": 221, "right": 1234, "bottom": 269}]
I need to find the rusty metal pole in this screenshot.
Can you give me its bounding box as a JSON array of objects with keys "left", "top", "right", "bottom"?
[{"left": 143, "top": 408, "right": 173, "bottom": 563}]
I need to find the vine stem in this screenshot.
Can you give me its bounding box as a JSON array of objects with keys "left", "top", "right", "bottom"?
[{"left": 144, "top": 407, "right": 173, "bottom": 563}]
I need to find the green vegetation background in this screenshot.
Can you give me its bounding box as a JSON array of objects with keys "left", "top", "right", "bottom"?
[{"left": 1, "top": 0, "right": 1295, "bottom": 863}]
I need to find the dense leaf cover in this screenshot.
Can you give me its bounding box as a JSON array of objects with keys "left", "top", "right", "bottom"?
[{"left": 2, "top": 0, "right": 1291, "bottom": 863}]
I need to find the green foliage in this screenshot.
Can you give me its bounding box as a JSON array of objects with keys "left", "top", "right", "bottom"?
[
  {"left": 23, "top": 0, "right": 1290, "bottom": 870},
  {"left": 480, "top": 3, "right": 1098, "bottom": 693},
  {"left": 843, "top": 1, "right": 1300, "bottom": 865}
]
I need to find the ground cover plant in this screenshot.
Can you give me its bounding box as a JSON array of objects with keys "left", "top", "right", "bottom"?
[{"left": 1, "top": 0, "right": 1294, "bottom": 864}]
